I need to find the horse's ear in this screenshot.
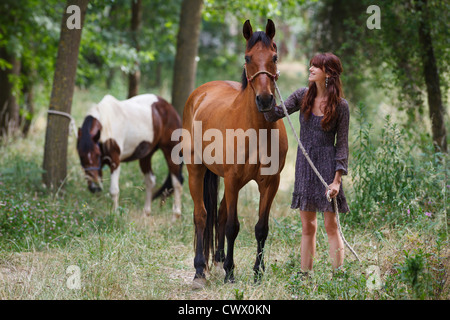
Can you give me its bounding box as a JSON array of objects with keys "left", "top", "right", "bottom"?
[
  {"left": 90, "top": 119, "right": 102, "bottom": 143},
  {"left": 243, "top": 19, "right": 253, "bottom": 41},
  {"left": 266, "top": 19, "right": 275, "bottom": 40}
]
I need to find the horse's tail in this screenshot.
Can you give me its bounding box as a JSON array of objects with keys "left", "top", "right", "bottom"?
[
  {"left": 152, "top": 163, "right": 184, "bottom": 201},
  {"left": 152, "top": 174, "right": 173, "bottom": 201},
  {"left": 201, "top": 168, "right": 219, "bottom": 268}
]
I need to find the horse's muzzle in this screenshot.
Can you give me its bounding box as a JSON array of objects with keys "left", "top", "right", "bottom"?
[
  {"left": 256, "top": 94, "right": 275, "bottom": 113},
  {"left": 88, "top": 182, "right": 103, "bottom": 193}
]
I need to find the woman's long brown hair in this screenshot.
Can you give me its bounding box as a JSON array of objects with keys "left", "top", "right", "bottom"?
[{"left": 301, "top": 52, "right": 344, "bottom": 131}]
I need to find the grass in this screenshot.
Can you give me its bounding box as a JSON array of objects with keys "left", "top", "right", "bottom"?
[{"left": 0, "top": 66, "right": 449, "bottom": 300}]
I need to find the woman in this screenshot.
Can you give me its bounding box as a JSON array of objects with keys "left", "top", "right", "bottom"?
[{"left": 265, "top": 52, "right": 349, "bottom": 273}]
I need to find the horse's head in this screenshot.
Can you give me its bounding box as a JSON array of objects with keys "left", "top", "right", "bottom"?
[
  {"left": 76, "top": 116, "right": 103, "bottom": 193},
  {"left": 242, "top": 19, "right": 278, "bottom": 113}
]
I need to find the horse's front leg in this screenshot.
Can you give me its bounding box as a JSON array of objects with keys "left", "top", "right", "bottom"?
[
  {"left": 254, "top": 174, "right": 280, "bottom": 282},
  {"left": 110, "top": 165, "right": 121, "bottom": 211}
]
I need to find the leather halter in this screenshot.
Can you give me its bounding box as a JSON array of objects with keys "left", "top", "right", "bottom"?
[
  {"left": 83, "top": 164, "right": 102, "bottom": 171},
  {"left": 83, "top": 163, "right": 102, "bottom": 172},
  {"left": 243, "top": 63, "right": 280, "bottom": 82}
]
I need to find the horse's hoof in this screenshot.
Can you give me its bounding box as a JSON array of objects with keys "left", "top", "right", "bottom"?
[
  {"left": 192, "top": 277, "right": 206, "bottom": 290},
  {"left": 224, "top": 277, "right": 235, "bottom": 284},
  {"left": 254, "top": 273, "right": 263, "bottom": 284},
  {"left": 224, "top": 273, "right": 235, "bottom": 284},
  {"left": 254, "top": 268, "right": 265, "bottom": 283}
]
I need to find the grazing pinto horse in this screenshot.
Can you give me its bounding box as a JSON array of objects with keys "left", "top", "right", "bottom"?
[
  {"left": 182, "top": 19, "right": 288, "bottom": 288},
  {"left": 77, "top": 94, "right": 183, "bottom": 218}
]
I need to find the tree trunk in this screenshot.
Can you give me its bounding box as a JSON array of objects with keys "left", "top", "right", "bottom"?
[
  {"left": 105, "top": 2, "right": 118, "bottom": 90},
  {"left": 20, "top": 78, "right": 34, "bottom": 136},
  {"left": 20, "top": 61, "right": 37, "bottom": 137},
  {"left": 127, "top": 0, "right": 142, "bottom": 98},
  {"left": 171, "top": 0, "right": 203, "bottom": 115},
  {"left": 416, "top": 0, "right": 447, "bottom": 153},
  {"left": 0, "top": 47, "right": 21, "bottom": 138},
  {"left": 42, "top": 0, "right": 89, "bottom": 190}
]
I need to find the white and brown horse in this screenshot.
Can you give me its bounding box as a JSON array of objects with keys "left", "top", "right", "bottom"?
[{"left": 77, "top": 94, "right": 183, "bottom": 218}]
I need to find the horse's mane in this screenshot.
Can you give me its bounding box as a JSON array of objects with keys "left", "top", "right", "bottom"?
[
  {"left": 78, "top": 115, "right": 96, "bottom": 152},
  {"left": 241, "top": 31, "right": 273, "bottom": 91}
]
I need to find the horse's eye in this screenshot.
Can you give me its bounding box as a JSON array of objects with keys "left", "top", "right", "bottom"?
[
  {"left": 273, "top": 55, "right": 278, "bottom": 63},
  {"left": 245, "top": 56, "right": 251, "bottom": 64}
]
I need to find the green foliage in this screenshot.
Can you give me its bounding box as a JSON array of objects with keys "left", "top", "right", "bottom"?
[
  {"left": 233, "top": 288, "right": 245, "bottom": 300},
  {"left": 396, "top": 249, "right": 430, "bottom": 299},
  {"left": 203, "top": 0, "right": 301, "bottom": 23},
  {"left": 391, "top": 245, "right": 448, "bottom": 300},
  {"left": 0, "top": 0, "right": 62, "bottom": 105},
  {"left": 0, "top": 154, "right": 127, "bottom": 251},
  {"left": 301, "top": 0, "right": 449, "bottom": 121},
  {"left": 76, "top": 0, "right": 181, "bottom": 87},
  {"left": 0, "top": 0, "right": 313, "bottom": 108},
  {"left": 349, "top": 103, "right": 448, "bottom": 229},
  {"left": 197, "top": 1, "right": 305, "bottom": 85},
  {"left": 283, "top": 255, "right": 368, "bottom": 300}
]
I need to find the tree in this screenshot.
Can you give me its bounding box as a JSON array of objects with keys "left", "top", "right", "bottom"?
[
  {"left": 43, "top": 0, "right": 89, "bottom": 190},
  {"left": 415, "top": 0, "right": 447, "bottom": 153},
  {"left": 0, "top": 2, "right": 22, "bottom": 138},
  {"left": 0, "top": 0, "right": 61, "bottom": 139},
  {"left": 171, "top": 0, "right": 204, "bottom": 115},
  {"left": 0, "top": 47, "right": 20, "bottom": 137},
  {"left": 128, "top": 0, "right": 142, "bottom": 98}
]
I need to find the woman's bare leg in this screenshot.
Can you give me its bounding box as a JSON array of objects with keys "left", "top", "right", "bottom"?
[
  {"left": 324, "top": 211, "right": 344, "bottom": 269},
  {"left": 300, "top": 211, "right": 317, "bottom": 271}
]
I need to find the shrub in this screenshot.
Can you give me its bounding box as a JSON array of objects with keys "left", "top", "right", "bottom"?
[{"left": 349, "top": 103, "right": 448, "bottom": 231}]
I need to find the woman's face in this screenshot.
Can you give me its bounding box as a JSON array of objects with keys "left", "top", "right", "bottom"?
[{"left": 308, "top": 65, "right": 327, "bottom": 83}]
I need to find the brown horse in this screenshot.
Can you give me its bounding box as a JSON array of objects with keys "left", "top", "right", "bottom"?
[
  {"left": 182, "top": 19, "right": 288, "bottom": 288},
  {"left": 77, "top": 94, "right": 183, "bottom": 219}
]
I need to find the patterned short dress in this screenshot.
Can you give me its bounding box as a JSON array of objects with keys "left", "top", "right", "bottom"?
[{"left": 264, "top": 87, "right": 350, "bottom": 213}]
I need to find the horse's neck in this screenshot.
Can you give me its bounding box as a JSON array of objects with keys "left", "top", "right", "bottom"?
[
  {"left": 87, "top": 104, "right": 101, "bottom": 121},
  {"left": 87, "top": 99, "right": 121, "bottom": 142}
]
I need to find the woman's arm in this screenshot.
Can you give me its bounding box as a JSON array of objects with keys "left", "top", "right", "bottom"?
[
  {"left": 329, "top": 100, "right": 350, "bottom": 199},
  {"left": 263, "top": 87, "right": 307, "bottom": 122},
  {"left": 334, "top": 100, "right": 350, "bottom": 175}
]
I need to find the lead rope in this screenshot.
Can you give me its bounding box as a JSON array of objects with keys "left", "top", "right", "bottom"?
[
  {"left": 47, "top": 110, "right": 78, "bottom": 139},
  {"left": 273, "top": 81, "right": 361, "bottom": 263}
]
